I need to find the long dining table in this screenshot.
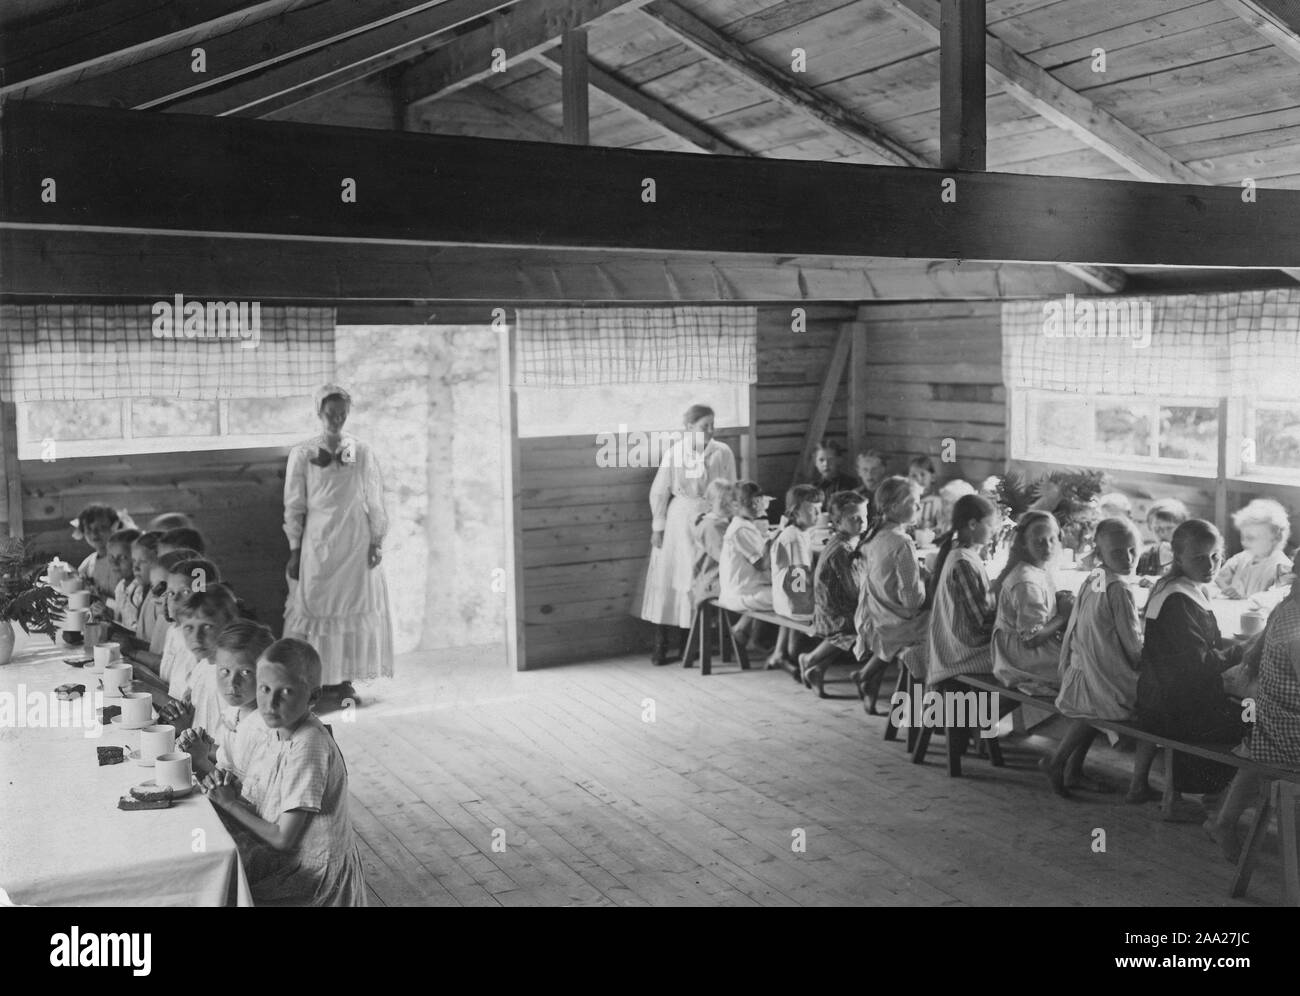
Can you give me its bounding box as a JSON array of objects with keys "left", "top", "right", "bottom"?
[{"left": 0, "top": 629, "right": 251, "bottom": 907}]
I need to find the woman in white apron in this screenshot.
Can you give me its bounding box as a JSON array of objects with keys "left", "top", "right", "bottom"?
[
  {"left": 640, "top": 404, "right": 737, "bottom": 664},
  {"left": 283, "top": 385, "right": 394, "bottom": 699}
]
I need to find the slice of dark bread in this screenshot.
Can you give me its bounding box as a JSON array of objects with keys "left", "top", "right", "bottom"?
[
  {"left": 129, "top": 783, "right": 175, "bottom": 803},
  {"left": 118, "top": 795, "right": 172, "bottom": 811}
]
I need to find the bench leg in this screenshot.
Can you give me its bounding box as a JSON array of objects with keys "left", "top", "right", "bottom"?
[
  {"left": 1160, "top": 747, "right": 1178, "bottom": 820},
  {"left": 1231, "top": 784, "right": 1275, "bottom": 899},
  {"left": 946, "top": 727, "right": 965, "bottom": 777},
  {"left": 718, "top": 607, "right": 731, "bottom": 662},
  {"left": 986, "top": 735, "right": 1005, "bottom": 767},
  {"left": 882, "top": 663, "right": 906, "bottom": 742},
  {"left": 722, "top": 612, "right": 750, "bottom": 671},
  {"left": 700, "top": 611, "right": 713, "bottom": 677},
  {"left": 1280, "top": 782, "right": 1300, "bottom": 908},
  {"left": 912, "top": 725, "right": 934, "bottom": 765},
  {"left": 682, "top": 605, "right": 702, "bottom": 669}
]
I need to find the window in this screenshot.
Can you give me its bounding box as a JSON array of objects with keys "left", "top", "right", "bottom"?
[
  {"left": 1243, "top": 401, "right": 1300, "bottom": 481},
  {"left": 16, "top": 396, "right": 316, "bottom": 459},
  {"left": 1014, "top": 391, "right": 1218, "bottom": 476},
  {"left": 516, "top": 380, "right": 750, "bottom": 438}
]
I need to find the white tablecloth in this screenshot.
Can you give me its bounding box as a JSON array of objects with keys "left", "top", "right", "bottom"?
[{"left": 0, "top": 630, "right": 251, "bottom": 907}]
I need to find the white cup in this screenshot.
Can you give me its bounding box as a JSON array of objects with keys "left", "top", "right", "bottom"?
[
  {"left": 1061, "top": 549, "right": 1077, "bottom": 566},
  {"left": 121, "top": 693, "right": 155, "bottom": 729},
  {"left": 138, "top": 724, "right": 174, "bottom": 767},
  {"left": 155, "top": 752, "right": 192, "bottom": 792},
  {"left": 67, "top": 590, "right": 91, "bottom": 609},
  {"left": 1241, "top": 610, "right": 1266, "bottom": 636},
  {"left": 915, "top": 528, "right": 936, "bottom": 548},
  {"left": 93, "top": 642, "right": 122, "bottom": 669},
  {"left": 61, "top": 608, "right": 87, "bottom": 633},
  {"left": 102, "top": 662, "right": 133, "bottom": 698},
  {"left": 60, "top": 577, "right": 85, "bottom": 595}
]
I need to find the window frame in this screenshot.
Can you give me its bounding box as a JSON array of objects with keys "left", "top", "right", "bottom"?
[
  {"left": 16, "top": 397, "right": 309, "bottom": 460},
  {"left": 1236, "top": 397, "right": 1300, "bottom": 486},
  {"left": 1012, "top": 389, "right": 1220, "bottom": 479}
]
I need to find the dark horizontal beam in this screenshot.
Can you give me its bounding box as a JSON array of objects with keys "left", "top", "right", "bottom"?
[
  {"left": 0, "top": 229, "right": 1112, "bottom": 302},
  {"left": 3, "top": 100, "right": 1299, "bottom": 268}
]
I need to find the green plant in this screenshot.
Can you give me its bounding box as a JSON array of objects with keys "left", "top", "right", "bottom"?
[{"left": 0, "top": 537, "right": 66, "bottom": 641}]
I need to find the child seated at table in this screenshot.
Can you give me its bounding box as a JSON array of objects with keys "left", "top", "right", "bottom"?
[
  {"left": 806, "top": 439, "right": 860, "bottom": 504},
  {"left": 720, "top": 482, "right": 776, "bottom": 647},
  {"left": 1215, "top": 498, "right": 1292, "bottom": 599},
  {"left": 907, "top": 456, "right": 943, "bottom": 536},
  {"left": 936, "top": 479, "right": 975, "bottom": 535},
  {"left": 1098, "top": 492, "right": 1133, "bottom": 521},
  {"left": 768, "top": 485, "right": 821, "bottom": 669},
  {"left": 158, "top": 526, "right": 207, "bottom": 557},
  {"left": 1136, "top": 498, "right": 1188, "bottom": 577},
  {"left": 145, "top": 554, "right": 219, "bottom": 713},
  {"left": 1129, "top": 520, "right": 1248, "bottom": 818},
  {"left": 1206, "top": 549, "right": 1300, "bottom": 860},
  {"left": 72, "top": 504, "right": 135, "bottom": 602},
  {"left": 104, "top": 527, "right": 140, "bottom": 622},
  {"left": 689, "top": 478, "right": 733, "bottom": 609},
  {"left": 926, "top": 495, "right": 1001, "bottom": 691},
  {"left": 1046, "top": 517, "right": 1145, "bottom": 797},
  {"left": 853, "top": 476, "right": 930, "bottom": 711},
  {"left": 204, "top": 637, "right": 367, "bottom": 906},
  {"left": 174, "top": 585, "right": 242, "bottom": 736},
  {"left": 993, "top": 511, "right": 1075, "bottom": 697},
  {"left": 801, "top": 491, "right": 867, "bottom": 694},
  {"left": 178, "top": 619, "right": 275, "bottom": 780},
  {"left": 129, "top": 531, "right": 164, "bottom": 645},
  {"left": 855, "top": 449, "right": 887, "bottom": 514}
]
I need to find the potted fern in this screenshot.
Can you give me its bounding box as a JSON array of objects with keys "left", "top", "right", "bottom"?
[{"left": 0, "top": 537, "right": 67, "bottom": 664}]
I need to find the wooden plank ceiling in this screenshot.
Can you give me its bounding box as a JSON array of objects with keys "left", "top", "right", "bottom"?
[{"left": 5, "top": 0, "right": 1300, "bottom": 295}]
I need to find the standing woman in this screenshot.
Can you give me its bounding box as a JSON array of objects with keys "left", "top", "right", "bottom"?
[
  {"left": 641, "top": 404, "right": 737, "bottom": 665},
  {"left": 283, "top": 385, "right": 394, "bottom": 700}
]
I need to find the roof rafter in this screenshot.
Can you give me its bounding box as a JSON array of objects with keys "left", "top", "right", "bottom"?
[{"left": 399, "top": 0, "right": 655, "bottom": 109}]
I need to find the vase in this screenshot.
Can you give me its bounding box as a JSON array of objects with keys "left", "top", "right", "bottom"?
[{"left": 0, "top": 619, "right": 15, "bottom": 666}]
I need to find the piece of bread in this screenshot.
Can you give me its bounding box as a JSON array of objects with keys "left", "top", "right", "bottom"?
[
  {"left": 98, "top": 705, "right": 121, "bottom": 723},
  {"left": 129, "top": 783, "right": 175, "bottom": 803},
  {"left": 117, "top": 795, "right": 172, "bottom": 811},
  {"left": 55, "top": 683, "right": 85, "bottom": 700},
  {"left": 96, "top": 746, "right": 127, "bottom": 766}
]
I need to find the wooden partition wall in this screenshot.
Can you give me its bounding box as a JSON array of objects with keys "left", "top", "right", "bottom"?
[
  {"left": 16, "top": 447, "right": 290, "bottom": 630},
  {"left": 852, "top": 300, "right": 1005, "bottom": 487}
]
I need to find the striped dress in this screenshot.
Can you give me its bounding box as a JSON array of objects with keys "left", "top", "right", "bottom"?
[
  {"left": 812, "top": 532, "right": 860, "bottom": 652},
  {"left": 926, "top": 546, "right": 997, "bottom": 686}
]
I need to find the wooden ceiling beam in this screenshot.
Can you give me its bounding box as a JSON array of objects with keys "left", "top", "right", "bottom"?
[
  {"left": 939, "top": 0, "right": 985, "bottom": 171},
  {"left": 1220, "top": 0, "right": 1300, "bottom": 63},
  {"left": 399, "top": 0, "right": 655, "bottom": 109},
  {"left": 163, "top": 0, "right": 522, "bottom": 117},
  {"left": 39, "top": 0, "right": 511, "bottom": 112},
  {"left": 4, "top": 102, "right": 1299, "bottom": 269},
  {"left": 883, "top": 0, "right": 1206, "bottom": 183},
  {"left": 532, "top": 48, "right": 751, "bottom": 156},
  {"left": 0, "top": 229, "right": 1123, "bottom": 303},
  {"left": 0, "top": 0, "right": 295, "bottom": 99},
  {"left": 642, "top": 0, "right": 927, "bottom": 168}
]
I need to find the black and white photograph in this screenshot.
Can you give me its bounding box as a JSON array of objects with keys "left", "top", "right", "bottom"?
[{"left": 2, "top": 0, "right": 1300, "bottom": 934}]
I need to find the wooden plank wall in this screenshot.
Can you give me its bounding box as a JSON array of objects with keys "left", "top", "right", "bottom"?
[
  {"left": 755, "top": 304, "right": 857, "bottom": 489},
  {"left": 854, "top": 301, "right": 1006, "bottom": 488},
  {"left": 20, "top": 447, "right": 290, "bottom": 629},
  {"left": 519, "top": 425, "right": 749, "bottom": 668}
]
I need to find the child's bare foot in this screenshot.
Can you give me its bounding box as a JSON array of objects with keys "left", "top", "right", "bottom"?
[
  {"left": 1065, "top": 773, "right": 1114, "bottom": 794},
  {"left": 1125, "top": 786, "right": 1158, "bottom": 804},
  {"left": 765, "top": 653, "right": 794, "bottom": 671},
  {"left": 1039, "top": 757, "right": 1071, "bottom": 798},
  {"left": 797, "top": 653, "right": 813, "bottom": 689},
  {"left": 1203, "top": 818, "right": 1242, "bottom": 864}
]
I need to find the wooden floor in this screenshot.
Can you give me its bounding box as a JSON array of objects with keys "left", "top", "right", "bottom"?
[{"left": 329, "top": 646, "right": 1287, "bottom": 907}]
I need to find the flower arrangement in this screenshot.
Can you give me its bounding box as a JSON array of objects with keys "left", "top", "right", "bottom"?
[
  {"left": 991, "top": 468, "right": 1111, "bottom": 552},
  {"left": 0, "top": 537, "right": 67, "bottom": 642}
]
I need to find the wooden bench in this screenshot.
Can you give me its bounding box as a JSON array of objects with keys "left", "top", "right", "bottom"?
[
  {"left": 933, "top": 673, "right": 1300, "bottom": 906},
  {"left": 686, "top": 598, "right": 820, "bottom": 678}
]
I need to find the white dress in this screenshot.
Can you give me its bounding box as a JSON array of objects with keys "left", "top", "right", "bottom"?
[
  {"left": 283, "top": 434, "right": 394, "bottom": 684},
  {"left": 639, "top": 439, "right": 737, "bottom": 629}
]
